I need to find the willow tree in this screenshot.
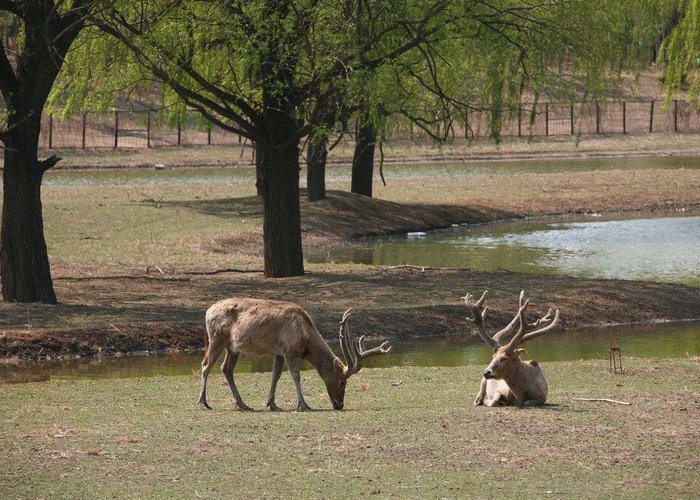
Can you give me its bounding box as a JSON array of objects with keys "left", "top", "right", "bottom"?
[
  {"left": 0, "top": 0, "right": 98, "bottom": 303},
  {"left": 347, "top": 0, "right": 673, "bottom": 197},
  {"left": 60, "top": 0, "right": 456, "bottom": 276},
  {"left": 658, "top": 0, "right": 700, "bottom": 108}
]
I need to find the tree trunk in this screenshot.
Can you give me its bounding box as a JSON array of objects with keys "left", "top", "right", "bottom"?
[
  {"left": 257, "top": 0, "right": 304, "bottom": 277},
  {"left": 1, "top": 124, "right": 57, "bottom": 303},
  {"left": 259, "top": 140, "right": 304, "bottom": 277},
  {"left": 254, "top": 140, "right": 264, "bottom": 196},
  {"left": 0, "top": 3, "right": 92, "bottom": 303},
  {"left": 351, "top": 114, "right": 377, "bottom": 197},
  {"left": 306, "top": 127, "right": 328, "bottom": 201}
]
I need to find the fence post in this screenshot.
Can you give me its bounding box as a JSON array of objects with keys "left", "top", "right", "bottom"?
[
  {"left": 48, "top": 113, "right": 53, "bottom": 149},
  {"left": 518, "top": 106, "right": 522, "bottom": 137},
  {"left": 570, "top": 103, "right": 574, "bottom": 135},
  {"left": 596, "top": 102, "right": 600, "bottom": 134},
  {"left": 649, "top": 101, "right": 654, "bottom": 133},
  {"left": 673, "top": 100, "right": 678, "bottom": 132},
  {"left": 207, "top": 124, "right": 211, "bottom": 145},
  {"left": 82, "top": 112, "right": 87, "bottom": 149},
  {"left": 545, "top": 102, "right": 549, "bottom": 137},
  {"left": 177, "top": 120, "right": 181, "bottom": 146},
  {"left": 114, "top": 111, "right": 119, "bottom": 148},
  {"left": 146, "top": 112, "right": 151, "bottom": 148},
  {"left": 622, "top": 101, "right": 626, "bottom": 134}
]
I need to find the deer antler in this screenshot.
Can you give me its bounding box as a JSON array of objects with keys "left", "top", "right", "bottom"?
[
  {"left": 339, "top": 308, "right": 391, "bottom": 379},
  {"left": 505, "top": 293, "right": 560, "bottom": 351},
  {"left": 463, "top": 291, "right": 498, "bottom": 349},
  {"left": 463, "top": 290, "right": 529, "bottom": 349},
  {"left": 464, "top": 290, "right": 560, "bottom": 350}
]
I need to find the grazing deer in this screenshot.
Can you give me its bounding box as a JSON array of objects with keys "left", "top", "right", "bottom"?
[
  {"left": 197, "top": 298, "right": 391, "bottom": 411},
  {"left": 463, "top": 290, "right": 560, "bottom": 407}
]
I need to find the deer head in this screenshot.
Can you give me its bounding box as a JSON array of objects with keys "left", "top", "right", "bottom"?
[
  {"left": 463, "top": 290, "right": 560, "bottom": 379},
  {"left": 323, "top": 309, "right": 391, "bottom": 409}
]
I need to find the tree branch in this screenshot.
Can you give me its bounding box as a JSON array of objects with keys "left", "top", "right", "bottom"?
[{"left": 38, "top": 154, "right": 62, "bottom": 173}]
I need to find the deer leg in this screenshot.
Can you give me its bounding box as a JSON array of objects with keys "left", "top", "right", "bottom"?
[
  {"left": 523, "top": 397, "right": 545, "bottom": 407},
  {"left": 266, "top": 355, "right": 284, "bottom": 411},
  {"left": 222, "top": 348, "right": 252, "bottom": 411},
  {"left": 284, "top": 354, "right": 311, "bottom": 412},
  {"left": 197, "top": 335, "right": 228, "bottom": 410},
  {"left": 474, "top": 377, "right": 487, "bottom": 406}
]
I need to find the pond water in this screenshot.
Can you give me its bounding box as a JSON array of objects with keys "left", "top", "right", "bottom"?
[
  {"left": 1, "top": 321, "right": 698, "bottom": 384},
  {"left": 310, "top": 213, "right": 700, "bottom": 286},
  {"left": 40, "top": 154, "right": 700, "bottom": 187}
]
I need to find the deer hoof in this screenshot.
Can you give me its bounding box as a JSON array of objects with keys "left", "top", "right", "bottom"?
[
  {"left": 266, "top": 402, "right": 282, "bottom": 412},
  {"left": 198, "top": 400, "right": 212, "bottom": 410},
  {"left": 297, "top": 403, "right": 312, "bottom": 412},
  {"left": 235, "top": 402, "right": 253, "bottom": 411}
]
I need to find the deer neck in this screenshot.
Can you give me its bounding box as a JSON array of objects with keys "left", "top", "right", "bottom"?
[{"left": 303, "top": 338, "right": 338, "bottom": 375}]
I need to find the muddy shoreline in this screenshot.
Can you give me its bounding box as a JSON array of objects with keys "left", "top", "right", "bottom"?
[{"left": 1, "top": 267, "right": 698, "bottom": 361}]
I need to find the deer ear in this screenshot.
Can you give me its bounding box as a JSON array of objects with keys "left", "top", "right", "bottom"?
[{"left": 492, "top": 346, "right": 499, "bottom": 354}]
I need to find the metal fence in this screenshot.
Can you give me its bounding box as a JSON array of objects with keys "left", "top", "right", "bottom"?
[{"left": 38, "top": 100, "right": 700, "bottom": 150}]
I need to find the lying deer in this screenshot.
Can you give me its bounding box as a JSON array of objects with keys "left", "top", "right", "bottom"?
[
  {"left": 463, "top": 290, "right": 560, "bottom": 407},
  {"left": 197, "top": 298, "right": 391, "bottom": 411}
]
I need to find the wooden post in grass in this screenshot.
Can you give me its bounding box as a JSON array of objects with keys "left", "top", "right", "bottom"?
[
  {"left": 649, "top": 101, "right": 654, "bottom": 133},
  {"left": 82, "top": 112, "right": 87, "bottom": 149},
  {"left": 114, "top": 111, "right": 119, "bottom": 148},
  {"left": 146, "top": 112, "right": 151, "bottom": 148},
  {"left": 674, "top": 100, "right": 678, "bottom": 132},
  {"left": 570, "top": 103, "right": 574, "bottom": 135}
]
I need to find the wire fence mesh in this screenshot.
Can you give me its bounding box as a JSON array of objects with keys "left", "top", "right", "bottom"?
[{"left": 37, "top": 100, "right": 700, "bottom": 150}]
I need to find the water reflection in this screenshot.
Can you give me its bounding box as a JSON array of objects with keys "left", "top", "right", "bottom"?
[
  {"left": 312, "top": 214, "right": 700, "bottom": 286},
  {"left": 2, "top": 321, "right": 697, "bottom": 383}
]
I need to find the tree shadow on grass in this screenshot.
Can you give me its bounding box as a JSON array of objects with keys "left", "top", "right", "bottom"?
[{"left": 169, "top": 189, "right": 518, "bottom": 242}]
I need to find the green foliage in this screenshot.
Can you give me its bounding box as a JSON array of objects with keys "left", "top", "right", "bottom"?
[
  {"left": 658, "top": 0, "right": 700, "bottom": 108},
  {"left": 371, "top": 0, "right": 673, "bottom": 143},
  {"left": 52, "top": 1, "right": 674, "bottom": 140}
]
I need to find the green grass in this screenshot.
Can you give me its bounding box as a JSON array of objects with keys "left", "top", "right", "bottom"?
[
  {"left": 42, "top": 182, "right": 262, "bottom": 271},
  {"left": 2, "top": 358, "right": 698, "bottom": 498}
]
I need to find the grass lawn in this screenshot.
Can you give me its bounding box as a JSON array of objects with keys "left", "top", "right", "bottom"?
[{"left": 1, "top": 357, "right": 698, "bottom": 498}]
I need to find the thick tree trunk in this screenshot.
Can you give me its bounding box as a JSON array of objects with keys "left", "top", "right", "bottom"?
[
  {"left": 1, "top": 127, "right": 57, "bottom": 303},
  {"left": 256, "top": 0, "right": 304, "bottom": 277},
  {"left": 306, "top": 128, "right": 328, "bottom": 201},
  {"left": 259, "top": 140, "right": 304, "bottom": 277},
  {"left": 254, "top": 140, "right": 264, "bottom": 196},
  {"left": 0, "top": 3, "right": 91, "bottom": 303},
  {"left": 351, "top": 115, "right": 377, "bottom": 197}
]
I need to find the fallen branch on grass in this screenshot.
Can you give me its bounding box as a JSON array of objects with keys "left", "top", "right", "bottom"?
[
  {"left": 372, "top": 264, "right": 467, "bottom": 273},
  {"left": 182, "top": 268, "right": 263, "bottom": 275},
  {"left": 573, "top": 398, "right": 631, "bottom": 405}
]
